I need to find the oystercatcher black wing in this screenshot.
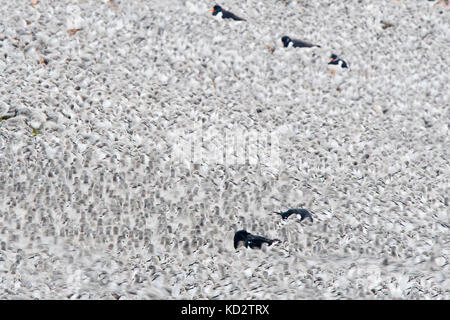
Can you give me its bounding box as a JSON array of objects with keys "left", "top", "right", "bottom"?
[
  {"left": 281, "top": 36, "right": 320, "bottom": 48},
  {"left": 222, "top": 9, "right": 246, "bottom": 21},
  {"left": 246, "top": 233, "right": 277, "bottom": 249},
  {"left": 291, "top": 38, "right": 321, "bottom": 48}
]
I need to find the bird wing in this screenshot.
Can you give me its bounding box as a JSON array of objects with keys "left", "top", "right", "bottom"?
[
  {"left": 247, "top": 233, "right": 274, "bottom": 248},
  {"left": 296, "top": 209, "right": 313, "bottom": 222},
  {"left": 223, "top": 10, "right": 245, "bottom": 21},
  {"left": 280, "top": 209, "right": 313, "bottom": 221},
  {"left": 274, "top": 210, "right": 294, "bottom": 219},
  {"left": 292, "top": 39, "right": 318, "bottom": 48}
]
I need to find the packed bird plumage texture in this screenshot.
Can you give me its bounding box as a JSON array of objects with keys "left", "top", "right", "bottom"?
[{"left": 0, "top": 0, "right": 448, "bottom": 299}]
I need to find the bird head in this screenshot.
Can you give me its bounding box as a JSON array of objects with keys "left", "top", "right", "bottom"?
[
  {"left": 330, "top": 53, "right": 338, "bottom": 62},
  {"left": 235, "top": 229, "right": 249, "bottom": 237},
  {"left": 281, "top": 36, "right": 291, "bottom": 48},
  {"left": 208, "top": 5, "right": 223, "bottom": 15},
  {"left": 233, "top": 230, "right": 249, "bottom": 249}
]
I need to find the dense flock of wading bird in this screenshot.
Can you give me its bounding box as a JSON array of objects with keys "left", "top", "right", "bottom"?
[
  {"left": 216, "top": 1, "right": 448, "bottom": 251},
  {"left": 207, "top": 4, "right": 324, "bottom": 250}
]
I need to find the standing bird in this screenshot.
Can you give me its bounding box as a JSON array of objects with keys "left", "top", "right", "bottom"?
[
  {"left": 328, "top": 53, "right": 348, "bottom": 75},
  {"left": 273, "top": 208, "right": 313, "bottom": 222},
  {"left": 233, "top": 230, "right": 280, "bottom": 249},
  {"left": 281, "top": 36, "right": 321, "bottom": 48},
  {"left": 208, "top": 5, "right": 246, "bottom": 21}
]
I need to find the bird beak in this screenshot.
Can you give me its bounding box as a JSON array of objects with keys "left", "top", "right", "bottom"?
[
  {"left": 329, "top": 57, "right": 334, "bottom": 62},
  {"left": 208, "top": 8, "right": 214, "bottom": 12}
]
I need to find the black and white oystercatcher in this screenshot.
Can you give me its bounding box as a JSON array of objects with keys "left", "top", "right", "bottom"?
[
  {"left": 328, "top": 53, "right": 348, "bottom": 75},
  {"left": 273, "top": 208, "right": 313, "bottom": 222},
  {"left": 208, "top": 5, "right": 246, "bottom": 21},
  {"left": 233, "top": 230, "right": 280, "bottom": 249},
  {"left": 281, "top": 36, "right": 321, "bottom": 48}
]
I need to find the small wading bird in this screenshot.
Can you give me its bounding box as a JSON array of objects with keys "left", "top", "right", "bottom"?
[
  {"left": 273, "top": 208, "right": 313, "bottom": 222},
  {"left": 208, "top": 5, "right": 246, "bottom": 21},
  {"left": 281, "top": 36, "right": 321, "bottom": 48},
  {"left": 233, "top": 230, "right": 281, "bottom": 249},
  {"left": 328, "top": 53, "right": 348, "bottom": 75}
]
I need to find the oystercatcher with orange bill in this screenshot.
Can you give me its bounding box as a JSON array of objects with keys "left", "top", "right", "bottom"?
[
  {"left": 208, "top": 5, "right": 246, "bottom": 21},
  {"left": 281, "top": 35, "right": 321, "bottom": 48},
  {"left": 328, "top": 53, "right": 348, "bottom": 75}
]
